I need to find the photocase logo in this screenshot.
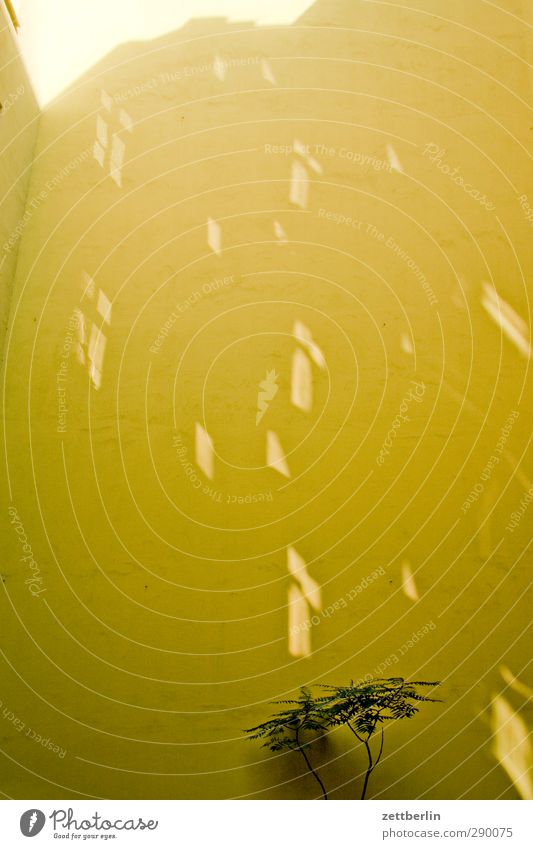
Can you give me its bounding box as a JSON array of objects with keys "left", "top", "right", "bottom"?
[{"left": 20, "top": 810, "right": 46, "bottom": 837}]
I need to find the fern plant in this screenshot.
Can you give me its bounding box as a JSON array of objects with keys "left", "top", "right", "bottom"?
[
  {"left": 245, "top": 678, "right": 440, "bottom": 800},
  {"left": 245, "top": 687, "right": 330, "bottom": 798},
  {"left": 319, "top": 678, "right": 441, "bottom": 799}
]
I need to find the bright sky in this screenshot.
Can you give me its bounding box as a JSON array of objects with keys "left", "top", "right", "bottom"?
[{"left": 15, "top": 0, "right": 313, "bottom": 106}]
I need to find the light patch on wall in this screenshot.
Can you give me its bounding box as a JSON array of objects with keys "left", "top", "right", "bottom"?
[
  {"left": 100, "top": 88, "right": 114, "bottom": 113},
  {"left": 401, "top": 333, "right": 414, "bottom": 354},
  {"left": 491, "top": 694, "right": 533, "bottom": 799},
  {"left": 195, "top": 423, "right": 215, "bottom": 480},
  {"left": 401, "top": 559, "right": 419, "bottom": 602},
  {"left": 97, "top": 289, "right": 112, "bottom": 326},
  {"left": 82, "top": 271, "right": 95, "bottom": 300},
  {"left": 499, "top": 666, "right": 533, "bottom": 702},
  {"left": 93, "top": 92, "right": 132, "bottom": 187},
  {"left": 287, "top": 546, "right": 321, "bottom": 608},
  {"left": 212, "top": 54, "right": 227, "bottom": 81},
  {"left": 87, "top": 325, "right": 106, "bottom": 390},
  {"left": 261, "top": 59, "right": 277, "bottom": 85},
  {"left": 294, "top": 138, "right": 322, "bottom": 175},
  {"left": 109, "top": 135, "right": 126, "bottom": 187},
  {"left": 287, "top": 546, "right": 321, "bottom": 657},
  {"left": 207, "top": 217, "right": 222, "bottom": 256},
  {"left": 386, "top": 143, "right": 403, "bottom": 173},
  {"left": 289, "top": 160, "right": 309, "bottom": 209},
  {"left": 76, "top": 274, "right": 111, "bottom": 389},
  {"left": 293, "top": 320, "right": 326, "bottom": 369},
  {"left": 478, "top": 484, "right": 498, "bottom": 560},
  {"left": 74, "top": 308, "right": 86, "bottom": 366},
  {"left": 288, "top": 584, "right": 312, "bottom": 657},
  {"left": 501, "top": 450, "right": 532, "bottom": 492},
  {"left": 273, "top": 220, "right": 288, "bottom": 244},
  {"left": 291, "top": 348, "right": 313, "bottom": 412},
  {"left": 481, "top": 282, "right": 532, "bottom": 359}
]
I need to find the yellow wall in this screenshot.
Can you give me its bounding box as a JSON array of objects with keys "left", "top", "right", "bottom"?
[
  {"left": 1, "top": 0, "right": 532, "bottom": 799},
  {"left": 0, "top": 3, "right": 38, "bottom": 353}
]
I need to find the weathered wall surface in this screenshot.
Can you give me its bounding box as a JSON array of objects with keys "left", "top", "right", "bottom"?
[
  {"left": 1, "top": 1, "right": 532, "bottom": 800},
  {"left": 0, "top": 4, "right": 39, "bottom": 357}
]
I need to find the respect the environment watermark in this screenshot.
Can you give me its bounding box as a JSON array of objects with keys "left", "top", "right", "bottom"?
[
  {"left": 318, "top": 209, "right": 438, "bottom": 305},
  {"left": 113, "top": 56, "right": 262, "bottom": 103},
  {"left": 2, "top": 148, "right": 91, "bottom": 255}
]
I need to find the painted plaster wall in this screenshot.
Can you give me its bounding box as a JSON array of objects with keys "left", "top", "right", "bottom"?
[
  {"left": 1, "top": 1, "right": 532, "bottom": 799},
  {"left": 0, "top": 3, "right": 39, "bottom": 356}
]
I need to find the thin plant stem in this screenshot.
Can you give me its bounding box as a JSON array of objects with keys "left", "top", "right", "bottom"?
[
  {"left": 374, "top": 728, "right": 385, "bottom": 768},
  {"left": 348, "top": 722, "right": 382, "bottom": 800},
  {"left": 295, "top": 725, "right": 328, "bottom": 800},
  {"left": 359, "top": 737, "right": 373, "bottom": 800}
]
